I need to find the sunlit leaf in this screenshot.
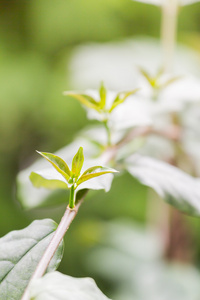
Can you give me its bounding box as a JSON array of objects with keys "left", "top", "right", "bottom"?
[
  {"left": 77, "top": 166, "right": 118, "bottom": 186},
  {"left": 0, "top": 219, "right": 63, "bottom": 300},
  {"left": 161, "top": 75, "right": 182, "bottom": 89},
  {"left": 126, "top": 154, "right": 200, "bottom": 216},
  {"left": 138, "top": 67, "right": 152, "bottom": 84},
  {"left": 36, "top": 151, "right": 70, "bottom": 181},
  {"left": 64, "top": 91, "right": 100, "bottom": 111},
  {"left": 29, "top": 271, "right": 111, "bottom": 300},
  {"left": 99, "top": 82, "right": 107, "bottom": 109},
  {"left": 71, "top": 147, "right": 84, "bottom": 178},
  {"left": 109, "top": 89, "right": 139, "bottom": 112},
  {"left": 30, "top": 172, "right": 68, "bottom": 190},
  {"left": 17, "top": 138, "right": 116, "bottom": 209}
]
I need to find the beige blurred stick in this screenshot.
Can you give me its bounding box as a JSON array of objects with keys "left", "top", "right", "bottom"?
[{"left": 161, "top": 0, "right": 179, "bottom": 72}]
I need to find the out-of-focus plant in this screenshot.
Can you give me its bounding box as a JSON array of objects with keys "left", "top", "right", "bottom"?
[{"left": 1, "top": 0, "right": 200, "bottom": 299}]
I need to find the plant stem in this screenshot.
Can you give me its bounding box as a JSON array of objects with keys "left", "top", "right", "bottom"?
[
  {"left": 69, "top": 185, "right": 75, "bottom": 208},
  {"left": 161, "top": 0, "right": 178, "bottom": 72},
  {"left": 21, "top": 201, "right": 82, "bottom": 300},
  {"left": 103, "top": 120, "right": 112, "bottom": 146}
]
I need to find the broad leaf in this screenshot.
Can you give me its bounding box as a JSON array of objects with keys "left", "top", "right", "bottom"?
[
  {"left": 29, "top": 271, "right": 111, "bottom": 300},
  {"left": 86, "top": 221, "right": 200, "bottom": 300},
  {"left": 0, "top": 219, "right": 63, "bottom": 300},
  {"left": 71, "top": 147, "right": 84, "bottom": 178},
  {"left": 77, "top": 166, "right": 118, "bottom": 186},
  {"left": 126, "top": 154, "right": 200, "bottom": 216},
  {"left": 36, "top": 151, "right": 70, "bottom": 181}
]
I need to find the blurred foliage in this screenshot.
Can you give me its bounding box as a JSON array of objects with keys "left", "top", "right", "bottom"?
[{"left": 1, "top": 0, "right": 200, "bottom": 297}]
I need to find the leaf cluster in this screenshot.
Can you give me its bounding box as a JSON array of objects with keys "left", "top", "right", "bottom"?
[{"left": 64, "top": 83, "right": 139, "bottom": 116}]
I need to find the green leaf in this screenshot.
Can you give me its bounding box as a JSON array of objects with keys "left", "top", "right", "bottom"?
[
  {"left": 77, "top": 166, "right": 118, "bottom": 186},
  {"left": 64, "top": 91, "right": 100, "bottom": 111},
  {"left": 109, "top": 89, "right": 139, "bottom": 112},
  {"left": 99, "top": 82, "right": 106, "bottom": 109},
  {"left": 126, "top": 154, "right": 200, "bottom": 216},
  {"left": 139, "top": 67, "right": 152, "bottom": 84},
  {"left": 36, "top": 151, "right": 70, "bottom": 182},
  {"left": 0, "top": 219, "right": 63, "bottom": 300},
  {"left": 71, "top": 147, "right": 84, "bottom": 178},
  {"left": 161, "top": 76, "right": 182, "bottom": 89},
  {"left": 29, "top": 271, "right": 111, "bottom": 300},
  {"left": 30, "top": 172, "right": 69, "bottom": 190}
]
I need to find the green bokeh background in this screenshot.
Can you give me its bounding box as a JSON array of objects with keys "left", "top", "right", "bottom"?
[{"left": 1, "top": 0, "right": 200, "bottom": 296}]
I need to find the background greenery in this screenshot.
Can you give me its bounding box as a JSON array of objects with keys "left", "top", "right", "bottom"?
[{"left": 1, "top": 0, "right": 200, "bottom": 296}]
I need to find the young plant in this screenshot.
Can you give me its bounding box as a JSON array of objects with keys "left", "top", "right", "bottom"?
[
  {"left": 64, "top": 83, "right": 139, "bottom": 145},
  {"left": 18, "top": 147, "right": 117, "bottom": 300},
  {"left": 30, "top": 147, "right": 116, "bottom": 209}
]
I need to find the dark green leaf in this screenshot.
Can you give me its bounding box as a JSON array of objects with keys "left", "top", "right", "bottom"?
[
  {"left": 71, "top": 147, "right": 84, "bottom": 178},
  {"left": 0, "top": 219, "right": 63, "bottom": 300},
  {"left": 36, "top": 151, "right": 70, "bottom": 182}
]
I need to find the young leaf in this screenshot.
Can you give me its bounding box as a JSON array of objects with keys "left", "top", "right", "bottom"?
[
  {"left": 30, "top": 172, "right": 69, "bottom": 190},
  {"left": 0, "top": 219, "right": 63, "bottom": 300},
  {"left": 64, "top": 91, "right": 100, "bottom": 111},
  {"left": 161, "top": 76, "right": 182, "bottom": 89},
  {"left": 126, "top": 154, "right": 200, "bottom": 216},
  {"left": 109, "top": 89, "right": 139, "bottom": 112},
  {"left": 139, "top": 67, "right": 152, "bottom": 84},
  {"left": 99, "top": 82, "right": 107, "bottom": 109},
  {"left": 71, "top": 147, "right": 84, "bottom": 178},
  {"left": 36, "top": 151, "right": 70, "bottom": 182},
  {"left": 29, "top": 271, "right": 111, "bottom": 300},
  {"left": 77, "top": 166, "right": 118, "bottom": 186}
]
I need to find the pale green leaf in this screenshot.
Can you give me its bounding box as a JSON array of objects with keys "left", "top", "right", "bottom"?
[
  {"left": 109, "top": 89, "right": 139, "bottom": 112},
  {"left": 161, "top": 76, "right": 182, "bottom": 89},
  {"left": 71, "top": 147, "right": 84, "bottom": 178},
  {"left": 64, "top": 91, "right": 99, "bottom": 111},
  {"left": 16, "top": 139, "right": 96, "bottom": 208},
  {"left": 0, "top": 219, "right": 63, "bottom": 300},
  {"left": 36, "top": 151, "right": 70, "bottom": 181},
  {"left": 139, "top": 67, "right": 152, "bottom": 84},
  {"left": 77, "top": 166, "right": 118, "bottom": 186},
  {"left": 99, "top": 82, "right": 107, "bottom": 109},
  {"left": 30, "top": 172, "right": 68, "bottom": 190},
  {"left": 126, "top": 154, "right": 200, "bottom": 216},
  {"left": 29, "top": 271, "right": 111, "bottom": 300}
]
